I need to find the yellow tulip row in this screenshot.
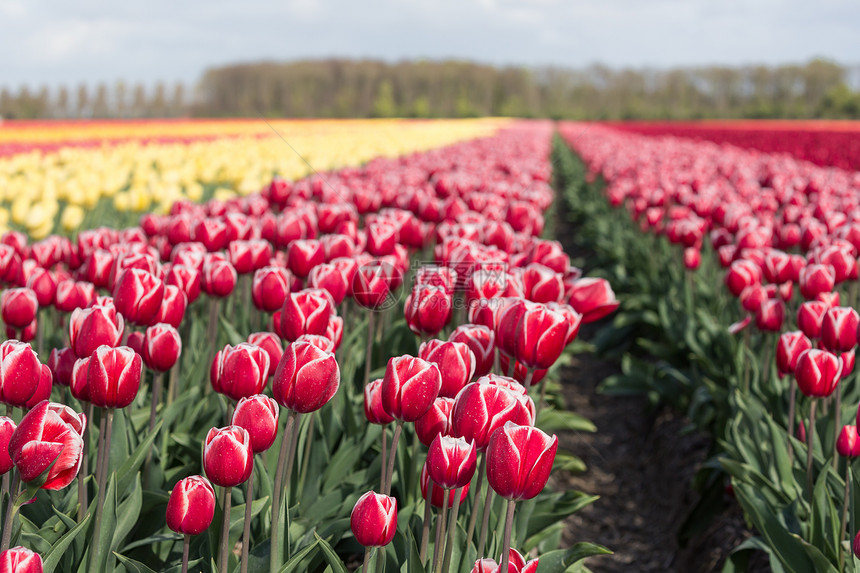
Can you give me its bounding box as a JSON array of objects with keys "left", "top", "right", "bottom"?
[{"left": 0, "top": 118, "right": 506, "bottom": 239}]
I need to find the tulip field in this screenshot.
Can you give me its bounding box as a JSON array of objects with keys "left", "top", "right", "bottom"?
[
  {"left": 2, "top": 112, "right": 860, "bottom": 573},
  {"left": 0, "top": 118, "right": 620, "bottom": 573}
]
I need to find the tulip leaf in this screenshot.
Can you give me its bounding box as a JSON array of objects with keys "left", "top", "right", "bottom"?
[
  {"left": 276, "top": 536, "right": 320, "bottom": 573},
  {"left": 41, "top": 511, "right": 92, "bottom": 573},
  {"left": 313, "top": 532, "right": 349, "bottom": 573},
  {"left": 218, "top": 315, "right": 245, "bottom": 345},
  {"left": 534, "top": 542, "right": 612, "bottom": 573},
  {"left": 116, "top": 419, "right": 163, "bottom": 496},
  {"left": 113, "top": 552, "right": 159, "bottom": 573},
  {"left": 535, "top": 409, "right": 596, "bottom": 433},
  {"left": 113, "top": 473, "right": 143, "bottom": 552},
  {"left": 89, "top": 472, "right": 119, "bottom": 573}
]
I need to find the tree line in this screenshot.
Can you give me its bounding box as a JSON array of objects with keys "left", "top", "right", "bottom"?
[{"left": 2, "top": 59, "right": 859, "bottom": 120}]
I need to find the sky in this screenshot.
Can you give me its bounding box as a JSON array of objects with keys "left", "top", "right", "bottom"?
[{"left": 1, "top": 0, "right": 858, "bottom": 88}]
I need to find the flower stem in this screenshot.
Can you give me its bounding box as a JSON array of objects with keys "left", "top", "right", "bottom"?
[
  {"left": 181, "top": 534, "right": 190, "bottom": 573},
  {"left": 383, "top": 420, "right": 403, "bottom": 496},
  {"left": 270, "top": 410, "right": 297, "bottom": 573},
  {"left": 807, "top": 399, "right": 818, "bottom": 502},
  {"left": 788, "top": 383, "right": 797, "bottom": 464},
  {"left": 420, "top": 480, "right": 434, "bottom": 563},
  {"left": 361, "top": 546, "right": 373, "bottom": 573},
  {"left": 432, "top": 489, "right": 449, "bottom": 571},
  {"left": 499, "top": 499, "right": 516, "bottom": 573},
  {"left": 0, "top": 472, "right": 20, "bottom": 552},
  {"left": 219, "top": 486, "right": 232, "bottom": 573},
  {"left": 78, "top": 402, "right": 94, "bottom": 522},
  {"left": 241, "top": 467, "right": 255, "bottom": 573},
  {"left": 90, "top": 409, "right": 114, "bottom": 572},
  {"left": 380, "top": 427, "right": 387, "bottom": 492},
  {"left": 840, "top": 462, "right": 851, "bottom": 571},
  {"left": 441, "top": 487, "right": 463, "bottom": 573},
  {"left": 297, "top": 411, "right": 316, "bottom": 496},
  {"left": 476, "top": 484, "right": 494, "bottom": 558},
  {"left": 833, "top": 384, "right": 842, "bottom": 469},
  {"left": 144, "top": 371, "right": 164, "bottom": 490},
  {"left": 465, "top": 454, "right": 485, "bottom": 545},
  {"left": 364, "top": 312, "right": 375, "bottom": 388}
]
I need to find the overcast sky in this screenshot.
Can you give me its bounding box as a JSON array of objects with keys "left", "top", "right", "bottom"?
[{"left": 1, "top": 0, "right": 858, "bottom": 88}]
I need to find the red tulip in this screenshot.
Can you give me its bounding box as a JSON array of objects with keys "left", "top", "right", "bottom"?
[
  {"left": 165, "top": 264, "right": 201, "bottom": 304},
  {"left": 352, "top": 261, "right": 395, "bottom": 310},
  {"left": 754, "top": 299, "right": 785, "bottom": 333},
  {"left": 514, "top": 304, "right": 568, "bottom": 370},
  {"left": 113, "top": 268, "right": 164, "bottom": 326},
  {"left": 776, "top": 331, "right": 812, "bottom": 377},
  {"left": 229, "top": 240, "right": 272, "bottom": 275},
  {"left": 797, "top": 301, "right": 829, "bottom": 340},
  {"left": 143, "top": 323, "right": 182, "bottom": 372},
  {"left": 415, "top": 397, "right": 454, "bottom": 447},
  {"left": 252, "top": 266, "right": 292, "bottom": 313},
  {"left": 126, "top": 331, "right": 144, "bottom": 357},
  {"left": 165, "top": 475, "right": 216, "bottom": 536},
  {"left": 69, "top": 358, "right": 91, "bottom": 403},
  {"left": 25, "top": 365, "right": 52, "bottom": 410},
  {"left": 521, "top": 263, "right": 564, "bottom": 303},
  {"left": 308, "top": 262, "right": 350, "bottom": 306},
  {"left": 449, "top": 324, "right": 495, "bottom": 378},
  {"left": 272, "top": 340, "right": 340, "bottom": 413},
  {"left": 287, "top": 239, "right": 325, "bottom": 279},
  {"left": 201, "top": 258, "right": 237, "bottom": 298},
  {"left": 427, "top": 434, "right": 476, "bottom": 489},
  {"left": 194, "top": 218, "right": 228, "bottom": 252},
  {"left": 0, "top": 417, "right": 16, "bottom": 475},
  {"left": 25, "top": 269, "right": 57, "bottom": 307},
  {"left": 278, "top": 289, "right": 335, "bottom": 342},
  {"left": 8, "top": 401, "right": 85, "bottom": 490},
  {"left": 419, "top": 340, "right": 476, "bottom": 398},
  {"left": 231, "top": 394, "right": 279, "bottom": 453},
  {"left": 794, "top": 349, "right": 841, "bottom": 398},
  {"left": 854, "top": 530, "right": 860, "bottom": 560},
  {"left": 486, "top": 422, "right": 557, "bottom": 500},
  {"left": 404, "top": 285, "right": 452, "bottom": 337},
  {"left": 380, "top": 355, "right": 441, "bottom": 422},
  {"left": 725, "top": 260, "right": 762, "bottom": 298},
  {"left": 0, "top": 547, "right": 43, "bottom": 573},
  {"left": 247, "top": 332, "right": 282, "bottom": 377},
  {"left": 210, "top": 343, "right": 270, "bottom": 401},
  {"left": 55, "top": 280, "right": 96, "bottom": 313},
  {"left": 1, "top": 288, "right": 37, "bottom": 329},
  {"left": 350, "top": 491, "right": 397, "bottom": 547},
  {"left": 799, "top": 264, "right": 836, "bottom": 300},
  {"left": 87, "top": 346, "right": 142, "bottom": 409},
  {"left": 451, "top": 381, "right": 533, "bottom": 451},
  {"left": 203, "top": 425, "right": 253, "bottom": 487},
  {"left": 469, "top": 550, "right": 538, "bottom": 573},
  {"left": 0, "top": 340, "right": 43, "bottom": 408},
  {"left": 364, "top": 379, "right": 394, "bottom": 425},
  {"left": 495, "top": 298, "right": 529, "bottom": 358},
  {"left": 821, "top": 306, "right": 860, "bottom": 353},
  {"left": 153, "top": 284, "right": 187, "bottom": 328},
  {"left": 837, "top": 425, "right": 860, "bottom": 458}
]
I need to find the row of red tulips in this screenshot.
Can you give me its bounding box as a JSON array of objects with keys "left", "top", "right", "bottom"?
[
  {"left": 559, "top": 122, "right": 860, "bottom": 572},
  {"left": 0, "top": 121, "right": 612, "bottom": 572}
]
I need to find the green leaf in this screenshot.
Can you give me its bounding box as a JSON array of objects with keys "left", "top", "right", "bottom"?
[
  {"left": 535, "top": 542, "right": 612, "bottom": 573},
  {"left": 116, "top": 420, "right": 163, "bottom": 496},
  {"left": 113, "top": 552, "right": 158, "bottom": 573},
  {"left": 314, "top": 532, "right": 349, "bottom": 573},
  {"left": 535, "top": 409, "right": 596, "bottom": 433},
  {"left": 277, "top": 537, "right": 320, "bottom": 573},
  {"left": 41, "top": 512, "right": 92, "bottom": 573}
]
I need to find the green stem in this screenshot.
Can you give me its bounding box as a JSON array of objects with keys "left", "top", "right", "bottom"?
[
  {"left": 807, "top": 399, "right": 817, "bottom": 503},
  {"left": 181, "top": 535, "right": 190, "bottom": 573},
  {"left": 241, "top": 468, "right": 255, "bottom": 573},
  {"left": 498, "top": 500, "right": 516, "bottom": 573},
  {"left": 361, "top": 546, "right": 372, "bottom": 573},
  {"left": 834, "top": 383, "right": 842, "bottom": 469},
  {"left": 144, "top": 371, "right": 163, "bottom": 490},
  {"left": 840, "top": 463, "right": 851, "bottom": 571},
  {"left": 89, "top": 409, "right": 114, "bottom": 572},
  {"left": 297, "top": 411, "right": 316, "bottom": 496},
  {"left": 383, "top": 420, "right": 403, "bottom": 496},
  {"left": 364, "top": 312, "right": 375, "bottom": 388},
  {"left": 788, "top": 382, "right": 797, "bottom": 465},
  {"left": 270, "top": 410, "right": 297, "bottom": 573},
  {"left": 219, "top": 486, "right": 232, "bottom": 573},
  {"left": 441, "top": 488, "right": 463, "bottom": 573},
  {"left": 464, "top": 454, "right": 485, "bottom": 545},
  {"left": 78, "top": 402, "right": 93, "bottom": 522},
  {"left": 420, "top": 480, "right": 434, "bottom": 563},
  {"left": 432, "top": 489, "right": 449, "bottom": 572},
  {"left": 379, "top": 427, "right": 387, "bottom": 492},
  {"left": 0, "top": 472, "right": 20, "bottom": 552},
  {"left": 476, "top": 483, "right": 494, "bottom": 558}
]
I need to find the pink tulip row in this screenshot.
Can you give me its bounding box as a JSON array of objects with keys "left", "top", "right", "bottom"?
[
  {"left": 559, "top": 121, "right": 860, "bottom": 566},
  {"left": 0, "top": 121, "right": 615, "bottom": 573}
]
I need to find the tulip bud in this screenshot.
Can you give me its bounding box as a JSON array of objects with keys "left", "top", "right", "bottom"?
[
  {"left": 1, "top": 288, "right": 38, "bottom": 329},
  {"left": 521, "top": 263, "right": 564, "bottom": 304},
  {"left": 352, "top": 261, "right": 396, "bottom": 310},
  {"left": 0, "top": 417, "right": 16, "bottom": 475},
  {"left": 754, "top": 299, "right": 785, "bottom": 333},
  {"left": 113, "top": 268, "right": 165, "bottom": 326},
  {"left": 797, "top": 301, "right": 829, "bottom": 340},
  {"left": 55, "top": 280, "right": 96, "bottom": 314},
  {"left": 469, "top": 550, "right": 538, "bottom": 573},
  {"left": 794, "top": 349, "right": 841, "bottom": 398},
  {"left": 9, "top": 401, "right": 85, "bottom": 490},
  {"left": 567, "top": 277, "right": 620, "bottom": 323},
  {"left": 203, "top": 425, "right": 253, "bottom": 487},
  {"left": 127, "top": 331, "right": 144, "bottom": 357},
  {"left": 166, "top": 475, "right": 216, "bottom": 536},
  {"left": 854, "top": 530, "right": 860, "bottom": 560},
  {"left": 153, "top": 284, "right": 187, "bottom": 328},
  {"left": 166, "top": 264, "right": 202, "bottom": 304},
  {"left": 0, "top": 340, "right": 43, "bottom": 408},
  {"left": 364, "top": 379, "right": 394, "bottom": 425},
  {"left": 287, "top": 239, "right": 325, "bottom": 279},
  {"left": 210, "top": 343, "right": 270, "bottom": 401},
  {"left": 26, "top": 268, "right": 57, "bottom": 308},
  {"left": 449, "top": 324, "right": 495, "bottom": 378},
  {"left": 799, "top": 264, "right": 836, "bottom": 300},
  {"left": 231, "top": 394, "right": 279, "bottom": 453},
  {"left": 272, "top": 341, "right": 340, "bottom": 413},
  {"left": 0, "top": 547, "right": 43, "bottom": 573},
  {"left": 821, "top": 306, "right": 860, "bottom": 353},
  {"left": 419, "top": 340, "right": 476, "bottom": 398},
  {"left": 451, "top": 381, "right": 533, "bottom": 451},
  {"left": 143, "top": 323, "right": 182, "bottom": 372},
  {"left": 380, "top": 355, "right": 441, "bottom": 422},
  {"left": 308, "top": 262, "right": 350, "bottom": 306},
  {"left": 776, "top": 331, "right": 812, "bottom": 377},
  {"left": 495, "top": 298, "right": 529, "bottom": 358},
  {"left": 404, "top": 285, "right": 452, "bottom": 337},
  {"left": 279, "top": 289, "right": 335, "bottom": 342},
  {"left": 87, "top": 346, "right": 142, "bottom": 409},
  {"left": 837, "top": 425, "right": 860, "bottom": 458},
  {"left": 252, "top": 266, "right": 291, "bottom": 313},
  {"left": 25, "top": 365, "right": 53, "bottom": 410},
  {"left": 514, "top": 304, "right": 568, "bottom": 370},
  {"left": 247, "top": 332, "right": 283, "bottom": 378},
  {"left": 350, "top": 491, "right": 397, "bottom": 547},
  {"left": 427, "top": 434, "right": 477, "bottom": 490},
  {"left": 201, "top": 258, "right": 237, "bottom": 298},
  {"left": 229, "top": 240, "right": 272, "bottom": 275},
  {"left": 725, "top": 260, "right": 763, "bottom": 297},
  {"left": 70, "top": 358, "right": 91, "bottom": 403},
  {"left": 486, "top": 421, "right": 557, "bottom": 500},
  {"left": 415, "top": 397, "right": 454, "bottom": 447}
]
